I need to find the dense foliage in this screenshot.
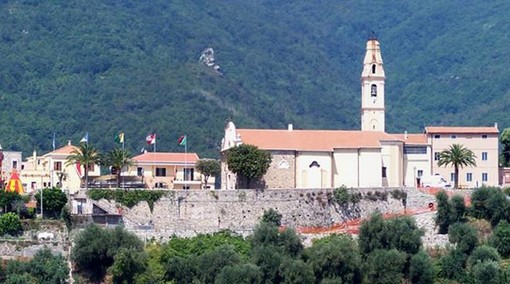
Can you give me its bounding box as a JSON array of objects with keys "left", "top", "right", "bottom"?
[
  {"left": 225, "top": 144, "right": 272, "bottom": 189},
  {"left": 195, "top": 158, "right": 221, "bottom": 189},
  {"left": 2, "top": 248, "right": 69, "bottom": 284},
  {"left": 0, "top": 1, "right": 508, "bottom": 158},
  {"left": 0, "top": 212, "right": 22, "bottom": 236},
  {"left": 100, "top": 148, "right": 134, "bottom": 187},
  {"left": 34, "top": 187, "right": 68, "bottom": 219}
]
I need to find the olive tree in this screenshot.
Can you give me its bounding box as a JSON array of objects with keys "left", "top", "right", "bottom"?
[{"left": 196, "top": 159, "right": 221, "bottom": 189}]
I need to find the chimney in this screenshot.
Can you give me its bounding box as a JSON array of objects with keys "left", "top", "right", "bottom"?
[
  {"left": 68, "top": 140, "right": 72, "bottom": 146},
  {"left": 404, "top": 130, "right": 408, "bottom": 140},
  {"left": 495, "top": 122, "right": 498, "bottom": 130},
  {"left": 288, "top": 124, "right": 293, "bottom": 131}
]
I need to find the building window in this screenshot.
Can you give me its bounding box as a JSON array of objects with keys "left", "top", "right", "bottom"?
[
  {"left": 434, "top": 135, "right": 440, "bottom": 139},
  {"left": 434, "top": 152, "right": 440, "bottom": 161},
  {"left": 382, "top": 167, "right": 387, "bottom": 178},
  {"left": 482, "top": 135, "right": 487, "bottom": 139},
  {"left": 372, "top": 64, "right": 376, "bottom": 74},
  {"left": 482, "top": 173, "right": 488, "bottom": 182},
  {"left": 371, "top": 84, "right": 377, "bottom": 97},
  {"left": 482, "top": 152, "right": 488, "bottom": 161},
  {"left": 450, "top": 173, "right": 455, "bottom": 182},
  {"left": 54, "top": 161, "right": 62, "bottom": 171},
  {"left": 450, "top": 135, "right": 457, "bottom": 139},
  {"left": 87, "top": 164, "right": 94, "bottom": 171},
  {"left": 417, "top": 170, "right": 423, "bottom": 177},
  {"left": 155, "top": 168, "right": 166, "bottom": 177},
  {"left": 404, "top": 146, "right": 427, "bottom": 154},
  {"left": 12, "top": 160, "right": 18, "bottom": 169},
  {"left": 467, "top": 173, "right": 472, "bottom": 182},
  {"left": 137, "top": 167, "right": 143, "bottom": 176},
  {"left": 184, "top": 168, "right": 194, "bottom": 181}
]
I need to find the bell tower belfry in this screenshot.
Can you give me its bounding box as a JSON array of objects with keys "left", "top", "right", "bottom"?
[{"left": 361, "top": 35, "right": 386, "bottom": 132}]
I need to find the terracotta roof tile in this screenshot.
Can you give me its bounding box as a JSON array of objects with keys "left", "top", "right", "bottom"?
[
  {"left": 425, "top": 126, "right": 499, "bottom": 134},
  {"left": 236, "top": 129, "right": 401, "bottom": 151},
  {"left": 392, "top": 134, "right": 428, "bottom": 145},
  {"left": 44, "top": 145, "right": 78, "bottom": 156},
  {"left": 133, "top": 152, "right": 199, "bottom": 164}
]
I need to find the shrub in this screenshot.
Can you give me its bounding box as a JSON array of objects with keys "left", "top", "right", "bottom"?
[{"left": 0, "top": 212, "right": 23, "bottom": 236}]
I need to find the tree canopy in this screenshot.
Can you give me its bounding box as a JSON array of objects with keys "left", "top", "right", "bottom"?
[
  {"left": 437, "top": 144, "right": 476, "bottom": 189},
  {"left": 225, "top": 144, "right": 272, "bottom": 189}
]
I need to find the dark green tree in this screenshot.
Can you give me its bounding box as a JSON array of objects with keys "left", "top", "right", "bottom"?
[
  {"left": 101, "top": 148, "right": 134, "bottom": 188},
  {"left": 365, "top": 249, "right": 407, "bottom": 284},
  {"left": 467, "top": 245, "right": 500, "bottom": 269},
  {"left": 0, "top": 212, "right": 22, "bottom": 236},
  {"left": 437, "top": 249, "right": 468, "bottom": 282},
  {"left": 435, "top": 190, "right": 452, "bottom": 234},
  {"left": 5, "top": 248, "right": 68, "bottom": 284},
  {"left": 72, "top": 224, "right": 143, "bottom": 282},
  {"left": 304, "top": 235, "right": 362, "bottom": 283},
  {"left": 196, "top": 245, "right": 243, "bottom": 284},
  {"left": 449, "top": 194, "right": 467, "bottom": 223},
  {"left": 196, "top": 158, "right": 221, "bottom": 189},
  {"left": 0, "top": 190, "right": 22, "bottom": 213},
  {"left": 215, "top": 263, "right": 262, "bottom": 284},
  {"left": 448, "top": 222, "right": 478, "bottom": 254},
  {"left": 437, "top": 144, "right": 476, "bottom": 189},
  {"left": 65, "top": 142, "right": 101, "bottom": 190},
  {"left": 279, "top": 258, "right": 315, "bottom": 284},
  {"left": 471, "top": 261, "right": 502, "bottom": 284},
  {"left": 225, "top": 144, "right": 272, "bottom": 189},
  {"left": 251, "top": 245, "right": 284, "bottom": 284},
  {"left": 409, "top": 250, "right": 435, "bottom": 284},
  {"left": 489, "top": 220, "right": 510, "bottom": 258},
  {"left": 34, "top": 187, "right": 68, "bottom": 218},
  {"left": 110, "top": 248, "right": 147, "bottom": 284}
]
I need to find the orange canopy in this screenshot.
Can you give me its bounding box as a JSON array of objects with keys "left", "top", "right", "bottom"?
[{"left": 5, "top": 170, "right": 24, "bottom": 194}]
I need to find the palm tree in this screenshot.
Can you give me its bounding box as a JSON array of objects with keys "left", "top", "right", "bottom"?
[
  {"left": 101, "top": 148, "right": 134, "bottom": 188},
  {"left": 437, "top": 144, "right": 476, "bottom": 189},
  {"left": 65, "top": 143, "right": 101, "bottom": 190}
]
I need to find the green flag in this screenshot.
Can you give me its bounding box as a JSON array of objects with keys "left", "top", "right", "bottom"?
[
  {"left": 178, "top": 135, "right": 187, "bottom": 146},
  {"left": 114, "top": 132, "right": 124, "bottom": 144}
]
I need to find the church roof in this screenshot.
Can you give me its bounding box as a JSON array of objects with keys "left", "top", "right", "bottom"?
[
  {"left": 44, "top": 145, "right": 78, "bottom": 156},
  {"left": 425, "top": 126, "right": 499, "bottom": 134},
  {"left": 133, "top": 152, "right": 199, "bottom": 165},
  {"left": 236, "top": 129, "right": 402, "bottom": 151}
]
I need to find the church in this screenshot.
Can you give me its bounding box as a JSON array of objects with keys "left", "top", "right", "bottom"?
[{"left": 221, "top": 38, "right": 499, "bottom": 190}]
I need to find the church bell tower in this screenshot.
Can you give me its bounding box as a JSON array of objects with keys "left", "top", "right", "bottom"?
[{"left": 361, "top": 35, "right": 386, "bottom": 132}]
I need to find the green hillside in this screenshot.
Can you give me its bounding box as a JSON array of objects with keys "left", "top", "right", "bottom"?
[{"left": 0, "top": 0, "right": 509, "bottom": 157}]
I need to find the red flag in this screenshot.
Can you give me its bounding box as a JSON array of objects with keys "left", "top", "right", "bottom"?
[{"left": 146, "top": 133, "right": 156, "bottom": 145}]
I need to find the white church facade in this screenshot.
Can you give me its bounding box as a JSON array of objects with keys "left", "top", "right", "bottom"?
[{"left": 221, "top": 38, "right": 499, "bottom": 189}]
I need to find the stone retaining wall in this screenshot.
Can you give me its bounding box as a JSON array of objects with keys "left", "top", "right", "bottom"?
[{"left": 101, "top": 187, "right": 419, "bottom": 240}]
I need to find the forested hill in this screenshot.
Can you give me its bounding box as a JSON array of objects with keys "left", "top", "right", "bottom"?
[{"left": 0, "top": 1, "right": 509, "bottom": 157}]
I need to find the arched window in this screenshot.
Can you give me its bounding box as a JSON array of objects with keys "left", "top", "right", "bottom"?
[
  {"left": 371, "top": 84, "right": 377, "bottom": 97},
  {"left": 372, "top": 64, "right": 376, "bottom": 74}
]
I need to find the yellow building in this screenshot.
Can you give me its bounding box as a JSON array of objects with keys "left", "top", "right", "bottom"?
[
  {"left": 220, "top": 37, "right": 499, "bottom": 189},
  {"left": 126, "top": 152, "right": 212, "bottom": 190},
  {"left": 21, "top": 142, "right": 101, "bottom": 194}
]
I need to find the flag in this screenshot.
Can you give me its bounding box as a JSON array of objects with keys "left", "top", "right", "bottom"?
[
  {"left": 178, "top": 135, "right": 187, "bottom": 146},
  {"left": 114, "top": 132, "right": 124, "bottom": 144},
  {"left": 52, "top": 132, "right": 56, "bottom": 150},
  {"left": 146, "top": 133, "right": 156, "bottom": 145},
  {"left": 80, "top": 132, "right": 89, "bottom": 143}
]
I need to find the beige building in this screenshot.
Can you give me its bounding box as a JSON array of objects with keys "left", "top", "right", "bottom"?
[
  {"left": 426, "top": 126, "right": 499, "bottom": 187},
  {"left": 21, "top": 142, "right": 101, "bottom": 194},
  {"left": 127, "top": 152, "right": 212, "bottom": 190},
  {"left": 220, "top": 37, "right": 498, "bottom": 190}
]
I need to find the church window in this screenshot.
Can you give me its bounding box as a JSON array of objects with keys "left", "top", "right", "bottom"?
[
  {"left": 372, "top": 64, "right": 376, "bottom": 74},
  {"left": 371, "top": 84, "right": 377, "bottom": 97},
  {"left": 309, "top": 161, "right": 320, "bottom": 168}
]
